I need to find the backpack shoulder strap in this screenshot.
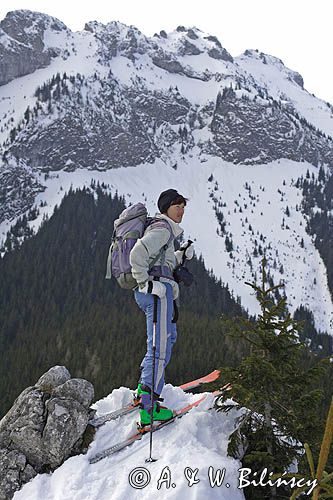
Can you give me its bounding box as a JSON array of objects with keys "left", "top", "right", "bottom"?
[
  {"left": 105, "top": 230, "right": 116, "bottom": 279},
  {"left": 145, "top": 218, "right": 174, "bottom": 268}
]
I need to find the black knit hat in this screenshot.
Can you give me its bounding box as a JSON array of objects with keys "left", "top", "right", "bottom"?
[{"left": 157, "top": 189, "right": 187, "bottom": 214}]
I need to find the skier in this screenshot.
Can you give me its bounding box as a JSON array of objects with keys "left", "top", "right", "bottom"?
[{"left": 130, "top": 189, "right": 194, "bottom": 425}]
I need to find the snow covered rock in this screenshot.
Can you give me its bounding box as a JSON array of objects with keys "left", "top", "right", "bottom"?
[
  {"left": 0, "top": 366, "right": 94, "bottom": 499},
  {"left": 0, "top": 10, "right": 71, "bottom": 86},
  {"left": 209, "top": 86, "right": 333, "bottom": 165},
  {"left": 0, "top": 155, "right": 44, "bottom": 225},
  {"left": 241, "top": 49, "right": 304, "bottom": 88}
]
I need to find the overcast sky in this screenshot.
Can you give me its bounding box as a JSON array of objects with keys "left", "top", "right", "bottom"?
[{"left": 1, "top": 0, "right": 332, "bottom": 104}]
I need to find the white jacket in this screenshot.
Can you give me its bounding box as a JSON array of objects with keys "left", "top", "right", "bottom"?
[{"left": 130, "top": 213, "right": 184, "bottom": 287}]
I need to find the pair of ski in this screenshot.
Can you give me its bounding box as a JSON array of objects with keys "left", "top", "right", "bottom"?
[
  {"left": 89, "top": 369, "right": 221, "bottom": 428},
  {"left": 89, "top": 370, "right": 229, "bottom": 464}
]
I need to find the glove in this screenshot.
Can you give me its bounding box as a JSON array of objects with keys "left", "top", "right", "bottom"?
[
  {"left": 175, "top": 240, "right": 194, "bottom": 265},
  {"left": 180, "top": 241, "right": 194, "bottom": 260},
  {"left": 139, "top": 280, "right": 166, "bottom": 298}
]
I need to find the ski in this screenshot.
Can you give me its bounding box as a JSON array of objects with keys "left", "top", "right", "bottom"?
[
  {"left": 89, "top": 369, "right": 221, "bottom": 428},
  {"left": 89, "top": 389, "right": 223, "bottom": 464}
]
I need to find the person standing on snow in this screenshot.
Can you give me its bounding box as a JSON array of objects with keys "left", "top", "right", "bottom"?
[{"left": 129, "top": 189, "right": 194, "bottom": 425}]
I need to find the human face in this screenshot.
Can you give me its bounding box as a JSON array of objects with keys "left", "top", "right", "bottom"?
[{"left": 166, "top": 202, "right": 185, "bottom": 223}]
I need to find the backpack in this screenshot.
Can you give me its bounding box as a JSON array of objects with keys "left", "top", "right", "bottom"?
[{"left": 105, "top": 202, "right": 173, "bottom": 289}]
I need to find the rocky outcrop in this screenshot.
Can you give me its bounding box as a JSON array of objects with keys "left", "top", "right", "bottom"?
[
  {"left": 205, "top": 35, "right": 233, "bottom": 62},
  {"left": 6, "top": 72, "right": 191, "bottom": 172},
  {"left": 241, "top": 49, "right": 303, "bottom": 88},
  {"left": 0, "top": 28, "right": 51, "bottom": 87},
  {"left": 187, "top": 29, "right": 199, "bottom": 40},
  {"left": 289, "top": 71, "right": 304, "bottom": 89},
  {"left": 178, "top": 39, "right": 202, "bottom": 56},
  {"left": 0, "top": 155, "right": 45, "bottom": 225},
  {"left": 208, "top": 46, "right": 234, "bottom": 62},
  {"left": 0, "top": 449, "right": 36, "bottom": 500},
  {"left": 84, "top": 21, "right": 151, "bottom": 63},
  {"left": 209, "top": 88, "right": 333, "bottom": 166},
  {"left": 0, "top": 366, "right": 94, "bottom": 500},
  {"left": 152, "top": 55, "right": 185, "bottom": 74},
  {"left": 0, "top": 10, "right": 70, "bottom": 86}
]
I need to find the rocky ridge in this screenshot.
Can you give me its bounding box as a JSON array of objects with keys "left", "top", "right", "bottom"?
[
  {"left": 0, "top": 10, "right": 72, "bottom": 86},
  {"left": 0, "top": 366, "right": 94, "bottom": 500}
]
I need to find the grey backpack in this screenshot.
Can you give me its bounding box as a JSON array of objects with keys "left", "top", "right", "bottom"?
[{"left": 105, "top": 202, "right": 173, "bottom": 289}]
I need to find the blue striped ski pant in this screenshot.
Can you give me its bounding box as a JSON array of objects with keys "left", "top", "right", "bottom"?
[{"left": 134, "top": 282, "right": 177, "bottom": 395}]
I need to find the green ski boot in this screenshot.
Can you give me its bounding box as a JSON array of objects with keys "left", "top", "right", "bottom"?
[
  {"left": 136, "top": 383, "right": 144, "bottom": 398},
  {"left": 139, "top": 386, "right": 173, "bottom": 425}
]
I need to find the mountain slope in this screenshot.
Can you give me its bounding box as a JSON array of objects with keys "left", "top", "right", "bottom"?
[
  {"left": 0, "top": 10, "right": 332, "bottom": 336},
  {"left": 2, "top": 155, "right": 332, "bottom": 334}
]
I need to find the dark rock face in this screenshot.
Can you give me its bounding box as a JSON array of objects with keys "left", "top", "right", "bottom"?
[
  {"left": 209, "top": 89, "right": 333, "bottom": 166},
  {"left": 0, "top": 34, "right": 51, "bottom": 86},
  {"left": 152, "top": 55, "right": 186, "bottom": 74},
  {"left": 187, "top": 29, "right": 199, "bottom": 40},
  {"left": 205, "top": 35, "right": 222, "bottom": 48},
  {"left": 0, "top": 10, "right": 70, "bottom": 86},
  {"left": 128, "top": 87, "right": 190, "bottom": 127},
  {"left": 84, "top": 21, "right": 150, "bottom": 63},
  {"left": 204, "top": 35, "right": 234, "bottom": 62},
  {"left": 208, "top": 47, "right": 234, "bottom": 62},
  {"left": 0, "top": 156, "right": 45, "bottom": 225},
  {"left": 0, "top": 449, "right": 36, "bottom": 500},
  {"left": 7, "top": 74, "right": 191, "bottom": 174},
  {"left": 0, "top": 10, "right": 67, "bottom": 45},
  {"left": 178, "top": 39, "right": 202, "bottom": 56},
  {"left": 0, "top": 366, "right": 94, "bottom": 499},
  {"left": 290, "top": 71, "right": 304, "bottom": 88},
  {"left": 10, "top": 113, "right": 158, "bottom": 170}
]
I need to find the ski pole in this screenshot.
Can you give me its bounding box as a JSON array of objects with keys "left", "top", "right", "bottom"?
[{"left": 145, "top": 293, "right": 158, "bottom": 463}]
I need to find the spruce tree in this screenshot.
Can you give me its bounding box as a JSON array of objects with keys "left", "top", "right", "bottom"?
[{"left": 217, "top": 257, "right": 326, "bottom": 499}]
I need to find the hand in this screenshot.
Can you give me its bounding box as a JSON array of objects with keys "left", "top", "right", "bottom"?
[
  {"left": 179, "top": 240, "right": 194, "bottom": 260},
  {"left": 139, "top": 281, "right": 166, "bottom": 298}
]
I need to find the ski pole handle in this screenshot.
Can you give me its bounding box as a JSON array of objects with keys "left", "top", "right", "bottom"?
[
  {"left": 153, "top": 292, "right": 158, "bottom": 326},
  {"left": 181, "top": 239, "right": 193, "bottom": 265}
]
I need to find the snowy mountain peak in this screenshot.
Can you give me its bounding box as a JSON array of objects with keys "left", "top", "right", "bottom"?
[
  {"left": 84, "top": 19, "right": 142, "bottom": 37},
  {"left": 0, "top": 9, "right": 69, "bottom": 39},
  {"left": 83, "top": 20, "right": 106, "bottom": 34},
  {"left": 0, "top": 9, "right": 73, "bottom": 86},
  {"left": 174, "top": 25, "right": 204, "bottom": 40},
  {"left": 154, "top": 26, "right": 233, "bottom": 62},
  {"left": 238, "top": 49, "right": 304, "bottom": 88},
  {"left": 83, "top": 19, "right": 151, "bottom": 61},
  {"left": 82, "top": 19, "right": 233, "bottom": 64}
]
